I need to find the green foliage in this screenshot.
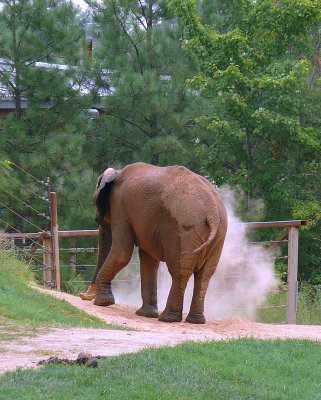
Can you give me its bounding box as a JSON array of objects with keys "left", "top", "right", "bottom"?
[
  {"left": 257, "top": 284, "right": 321, "bottom": 324},
  {"left": 256, "top": 289, "right": 287, "bottom": 324},
  {"left": 0, "top": 161, "right": 13, "bottom": 166},
  {"left": 87, "top": 0, "right": 209, "bottom": 167},
  {"left": 0, "top": 0, "right": 99, "bottom": 233},
  {"left": 297, "top": 283, "right": 321, "bottom": 323},
  {"left": 1, "top": 339, "right": 321, "bottom": 399},
  {"left": 171, "top": 0, "right": 321, "bottom": 283},
  {"left": 292, "top": 198, "right": 321, "bottom": 228},
  {"left": 254, "top": 0, "right": 321, "bottom": 48},
  {"left": 63, "top": 272, "right": 87, "bottom": 295},
  {"left": 0, "top": 0, "right": 84, "bottom": 117}
]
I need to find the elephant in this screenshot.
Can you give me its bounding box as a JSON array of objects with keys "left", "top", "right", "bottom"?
[{"left": 79, "top": 162, "right": 227, "bottom": 324}]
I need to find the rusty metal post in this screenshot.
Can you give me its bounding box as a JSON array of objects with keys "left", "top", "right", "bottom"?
[
  {"left": 49, "top": 192, "right": 61, "bottom": 291},
  {"left": 287, "top": 227, "right": 299, "bottom": 324},
  {"left": 43, "top": 235, "right": 52, "bottom": 288}
]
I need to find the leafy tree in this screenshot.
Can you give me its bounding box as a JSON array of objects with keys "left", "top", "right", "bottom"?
[{"left": 171, "top": 0, "right": 321, "bottom": 282}]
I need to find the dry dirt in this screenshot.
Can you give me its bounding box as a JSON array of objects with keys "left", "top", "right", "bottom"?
[{"left": 1, "top": 285, "right": 321, "bottom": 375}]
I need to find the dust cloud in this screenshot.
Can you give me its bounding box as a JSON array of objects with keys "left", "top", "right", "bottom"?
[
  {"left": 202, "top": 187, "right": 279, "bottom": 319},
  {"left": 114, "top": 187, "right": 279, "bottom": 320}
]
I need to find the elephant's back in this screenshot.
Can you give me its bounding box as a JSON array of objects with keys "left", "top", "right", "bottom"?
[
  {"left": 117, "top": 162, "right": 225, "bottom": 223},
  {"left": 167, "top": 172, "right": 223, "bottom": 225},
  {"left": 117, "top": 163, "right": 225, "bottom": 253}
]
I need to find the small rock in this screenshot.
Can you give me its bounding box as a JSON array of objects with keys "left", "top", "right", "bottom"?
[
  {"left": 38, "top": 356, "right": 59, "bottom": 365},
  {"left": 38, "top": 353, "right": 98, "bottom": 368},
  {"left": 76, "top": 352, "right": 92, "bottom": 364},
  {"left": 86, "top": 357, "right": 98, "bottom": 368}
]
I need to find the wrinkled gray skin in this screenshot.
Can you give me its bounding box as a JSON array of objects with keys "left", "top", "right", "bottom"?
[{"left": 92, "top": 162, "right": 227, "bottom": 324}]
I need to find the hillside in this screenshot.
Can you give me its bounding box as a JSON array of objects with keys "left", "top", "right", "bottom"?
[{"left": 0, "top": 248, "right": 117, "bottom": 340}]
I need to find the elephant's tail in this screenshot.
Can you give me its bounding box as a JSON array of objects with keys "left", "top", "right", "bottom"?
[{"left": 193, "top": 214, "right": 219, "bottom": 254}]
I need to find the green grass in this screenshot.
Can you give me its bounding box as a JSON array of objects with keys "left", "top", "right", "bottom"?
[
  {"left": 297, "top": 283, "right": 321, "bottom": 324},
  {"left": 257, "top": 284, "right": 321, "bottom": 324},
  {"left": 0, "top": 248, "right": 122, "bottom": 340},
  {"left": 0, "top": 339, "right": 320, "bottom": 399},
  {"left": 256, "top": 290, "right": 288, "bottom": 323}
]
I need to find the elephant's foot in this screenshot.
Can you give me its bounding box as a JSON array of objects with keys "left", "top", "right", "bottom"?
[
  {"left": 185, "top": 313, "right": 206, "bottom": 324},
  {"left": 158, "top": 309, "right": 182, "bottom": 323},
  {"left": 94, "top": 293, "right": 115, "bottom": 306},
  {"left": 79, "top": 283, "right": 96, "bottom": 301},
  {"left": 135, "top": 305, "right": 159, "bottom": 318},
  {"left": 94, "top": 283, "right": 115, "bottom": 307}
]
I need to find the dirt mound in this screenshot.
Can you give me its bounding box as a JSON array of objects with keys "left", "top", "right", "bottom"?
[{"left": 0, "top": 285, "right": 320, "bottom": 375}]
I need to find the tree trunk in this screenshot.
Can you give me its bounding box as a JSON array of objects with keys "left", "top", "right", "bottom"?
[
  {"left": 146, "top": 0, "right": 153, "bottom": 69},
  {"left": 13, "top": 79, "right": 23, "bottom": 121},
  {"left": 245, "top": 131, "right": 254, "bottom": 215},
  {"left": 12, "top": 2, "right": 23, "bottom": 121}
]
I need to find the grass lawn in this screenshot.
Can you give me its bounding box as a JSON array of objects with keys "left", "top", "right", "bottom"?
[
  {"left": 0, "top": 339, "right": 320, "bottom": 399},
  {"left": 0, "top": 248, "right": 121, "bottom": 340}
]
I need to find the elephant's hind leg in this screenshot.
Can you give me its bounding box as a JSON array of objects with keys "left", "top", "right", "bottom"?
[
  {"left": 185, "top": 266, "right": 213, "bottom": 324},
  {"left": 187, "top": 232, "right": 226, "bottom": 324},
  {"left": 158, "top": 249, "right": 195, "bottom": 323},
  {"left": 135, "top": 249, "right": 159, "bottom": 318},
  {"left": 158, "top": 254, "right": 194, "bottom": 323},
  {"left": 158, "top": 274, "right": 191, "bottom": 322}
]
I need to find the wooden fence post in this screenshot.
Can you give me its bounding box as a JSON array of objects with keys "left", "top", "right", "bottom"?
[
  {"left": 43, "top": 235, "right": 52, "bottom": 288},
  {"left": 50, "top": 192, "right": 61, "bottom": 291},
  {"left": 287, "top": 227, "right": 299, "bottom": 324}
]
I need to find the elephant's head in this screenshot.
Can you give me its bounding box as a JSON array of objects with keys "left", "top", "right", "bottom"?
[{"left": 93, "top": 168, "right": 119, "bottom": 226}]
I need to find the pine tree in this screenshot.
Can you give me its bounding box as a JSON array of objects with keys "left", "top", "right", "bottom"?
[
  {"left": 0, "top": 0, "right": 96, "bottom": 230},
  {"left": 86, "top": 0, "right": 209, "bottom": 169}
]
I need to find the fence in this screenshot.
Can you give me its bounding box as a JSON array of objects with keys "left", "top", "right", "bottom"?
[
  {"left": 0, "top": 162, "right": 54, "bottom": 283},
  {"left": 0, "top": 200, "right": 306, "bottom": 323},
  {"left": 55, "top": 220, "right": 306, "bottom": 324}
]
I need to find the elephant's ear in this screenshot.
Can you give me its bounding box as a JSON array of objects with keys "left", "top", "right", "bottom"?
[{"left": 93, "top": 168, "right": 119, "bottom": 218}]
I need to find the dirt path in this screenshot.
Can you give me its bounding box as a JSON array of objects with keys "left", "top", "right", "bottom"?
[{"left": 1, "top": 286, "right": 321, "bottom": 375}]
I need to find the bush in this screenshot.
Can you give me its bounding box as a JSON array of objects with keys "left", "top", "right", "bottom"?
[
  {"left": 257, "top": 283, "right": 321, "bottom": 324},
  {"left": 0, "top": 239, "right": 34, "bottom": 282},
  {"left": 297, "top": 283, "right": 321, "bottom": 325},
  {"left": 63, "top": 272, "right": 87, "bottom": 295}
]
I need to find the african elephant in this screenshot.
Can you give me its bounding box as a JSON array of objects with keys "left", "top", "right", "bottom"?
[{"left": 80, "top": 162, "right": 227, "bottom": 324}]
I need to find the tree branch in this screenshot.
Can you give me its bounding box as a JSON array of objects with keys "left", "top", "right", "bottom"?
[
  {"left": 111, "top": 0, "right": 144, "bottom": 75},
  {"left": 105, "top": 110, "right": 152, "bottom": 137}
]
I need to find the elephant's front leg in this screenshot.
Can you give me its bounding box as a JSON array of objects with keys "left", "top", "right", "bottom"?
[
  {"left": 80, "top": 225, "right": 112, "bottom": 301},
  {"left": 94, "top": 229, "right": 134, "bottom": 307},
  {"left": 135, "top": 249, "right": 159, "bottom": 318}
]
